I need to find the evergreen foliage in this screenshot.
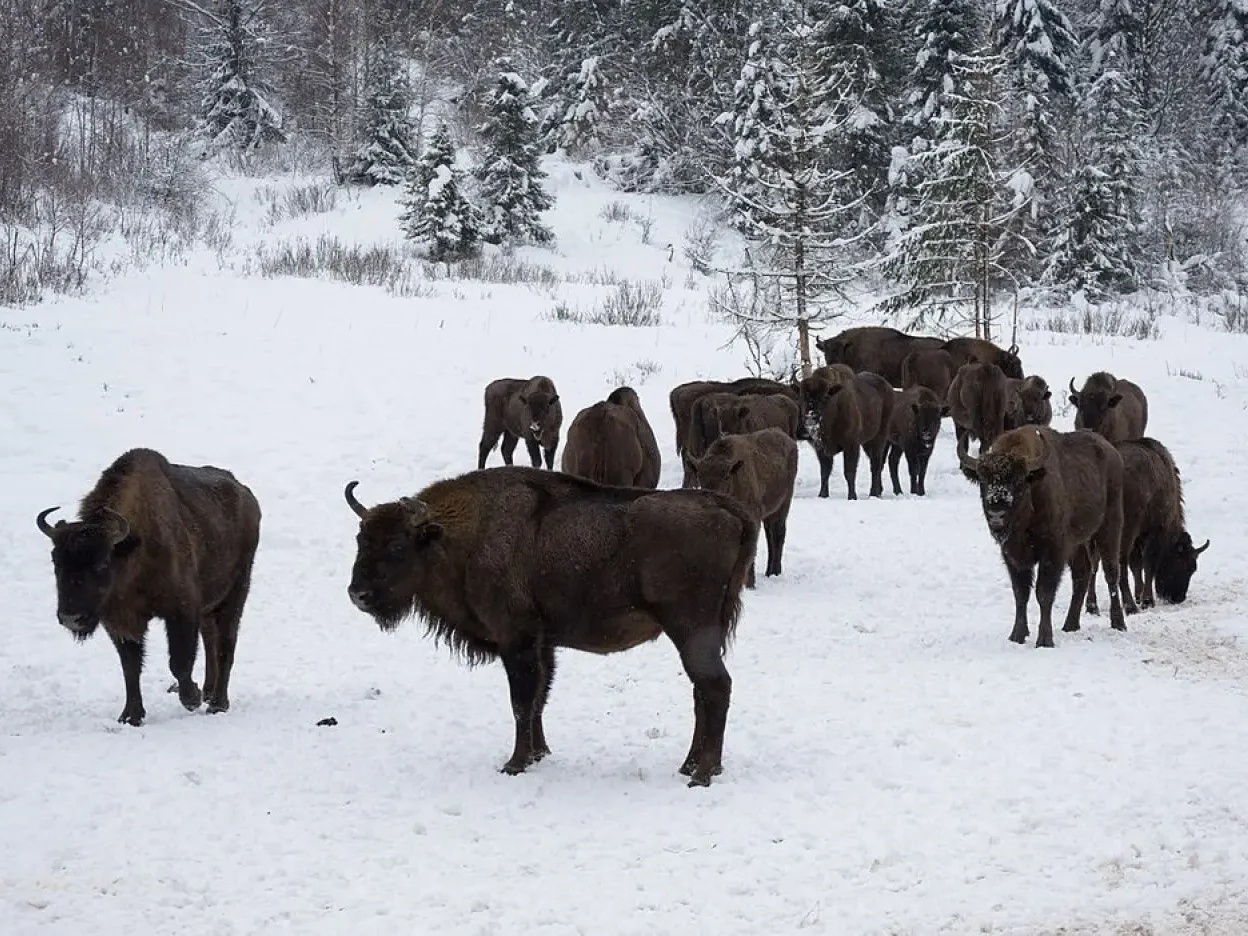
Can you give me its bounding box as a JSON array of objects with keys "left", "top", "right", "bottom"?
[{"left": 399, "top": 122, "right": 481, "bottom": 261}]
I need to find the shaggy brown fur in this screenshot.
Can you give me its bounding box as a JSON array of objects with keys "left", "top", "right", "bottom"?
[
  {"left": 798, "top": 364, "right": 896, "bottom": 499},
  {"left": 1004, "top": 375, "right": 1053, "bottom": 430},
  {"left": 669, "top": 377, "right": 799, "bottom": 487},
  {"left": 36, "top": 448, "right": 261, "bottom": 725},
  {"left": 691, "top": 427, "right": 800, "bottom": 589},
  {"left": 947, "top": 361, "right": 1011, "bottom": 454},
  {"left": 942, "top": 336, "right": 1024, "bottom": 380},
  {"left": 901, "top": 348, "right": 958, "bottom": 401},
  {"left": 344, "top": 466, "right": 759, "bottom": 788},
  {"left": 712, "top": 392, "right": 801, "bottom": 440},
  {"left": 478, "top": 376, "right": 563, "bottom": 470},
  {"left": 1069, "top": 372, "right": 1149, "bottom": 443},
  {"left": 560, "top": 386, "right": 661, "bottom": 488},
  {"left": 887, "top": 386, "right": 947, "bottom": 496},
  {"left": 957, "top": 427, "right": 1126, "bottom": 648},
  {"left": 815, "top": 326, "right": 943, "bottom": 386}
]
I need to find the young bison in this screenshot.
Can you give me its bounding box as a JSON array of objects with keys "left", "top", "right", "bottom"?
[
  {"left": 36, "top": 448, "right": 261, "bottom": 725},
  {"left": 713, "top": 393, "right": 801, "bottom": 440},
  {"left": 1069, "top": 372, "right": 1148, "bottom": 443},
  {"left": 799, "top": 364, "right": 896, "bottom": 499},
  {"left": 958, "top": 428, "right": 1126, "bottom": 648},
  {"left": 478, "top": 375, "right": 563, "bottom": 470},
  {"left": 691, "top": 427, "right": 799, "bottom": 588},
  {"left": 887, "top": 385, "right": 947, "bottom": 496},
  {"left": 1004, "top": 375, "right": 1053, "bottom": 430},
  {"left": 561, "top": 386, "right": 661, "bottom": 488},
  {"left": 669, "top": 377, "right": 798, "bottom": 487},
  {"left": 947, "top": 361, "right": 1010, "bottom": 454},
  {"left": 901, "top": 348, "right": 958, "bottom": 401},
  {"left": 344, "top": 466, "right": 758, "bottom": 788}
]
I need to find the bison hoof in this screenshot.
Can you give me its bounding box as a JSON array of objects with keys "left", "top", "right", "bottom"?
[
  {"left": 1085, "top": 604, "right": 1100, "bottom": 616},
  {"left": 1124, "top": 604, "right": 1140, "bottom": 617},
  {"left": 1008, "top": 630, "right": 1028, "bottom": 645},
  {"left": 205, "top": 698, "right": 230, "bottom": 714},
  {"left": 1035, "top": 637, "right": 1055, "bottom": 649},
  {"left": 1062, "top": 622, "right": 1080, "bottom": 632},
  {"left": 117, "top": 707, "right": 145, "bottom": 727},
  {"left": 1141, "top": 597, "right": 1155, "bottom": 609},
  {"left": 685, "top": 764, "right": 722, "bottom": 787},
  {"left": 178, "top": 683, "right": 203, "bottom": 712},
  {"left": 847, "top": 492, "right": 858, "bottom": 501}
]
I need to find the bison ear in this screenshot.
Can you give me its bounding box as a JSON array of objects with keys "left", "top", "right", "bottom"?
[
  {"left": 910, "top": 402, "right": 920, "bottom": 414},
  {"left": 517, "top": 393, "right": 528, "bottom": 405},
  {"left": 1107, "top": 393, "right": 1122, "bottom": 408},
  {"left": 1068, "top": 394, "right": 1079, "bottom": 406},
  {"left": 549, "top": 394, "right": 559, "bottom": 405},
  {"left": 940, "top": 404, "right": 951, "bottom": 417},
  {"left": 1026, "top": 466, "right": 1046, "bottom": 484},
  {"left": 1042, "top": 390, "right": 1051, "bottom": 400},
  {"left": 827, "top": 384, "right": 844, "bottom": 397},
  {"left": 112, "top": 533, "right": 141, "bottom": 560},
  {"left": 729, "top": 459, "right": 744, "bottom": 475},
  {"left": 412, "top": 523, "right": 443, "bottom": 547}
]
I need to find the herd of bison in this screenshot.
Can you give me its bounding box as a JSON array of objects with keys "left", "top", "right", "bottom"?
[{"left": 33, "top": 326, "right": 1211, "bottom": 788}]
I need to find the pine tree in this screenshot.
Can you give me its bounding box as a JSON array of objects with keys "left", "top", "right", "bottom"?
[
  {"left": 475, "top": 60, "right": 555, "bottom": 245},
  {"left": 399, "top": 122, "right": 481, "bottom": 261},
  {"left": 346, "top": 34, "right": 416, "bottom": 186},
  {"left": 1202, "top": 0, "right": 1248, "bottom": 182},
  {"left": 538, "top": 0, "right": 620, "bottom": 155},
  {"left": 196, "top": 0, "right": 286, "bottom": 152}
]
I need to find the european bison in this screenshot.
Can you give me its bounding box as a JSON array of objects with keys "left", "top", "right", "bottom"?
[
  {"left": 799, "top": 364, "right": 896, "bottom": 499},
  {"left": 901, "top": 348, "right": 958, "bottom": 401},
  {"left": 560, "top": 386, "right": 661, "bottom": 488},
  {"left": 947, "top": 361, "right": 1010, "bottom": 454},
  {"left": 1004, "top": 375, "right": 1053, "bottom": 430},
  {"left": 690, "top": 427, "right": 800, "bottom": 588},
  {"left": 478, "top": 375, "right": 563, "bottom": 470},
  {"left": 887, "top": 385, "right": 947, "bottom": 496},
  {"left": 343, "top": 466, "right": 758, "bottom": 788},
  {"left": 36, "top": 448, "right": 261, "bottom": 725},
  {"left": 815, "top": 326, "right": 943, "bottom": 387},
  {"left": 958, "top": 427, "right": 1126, "bottom": 648},
  {"left": 684, "top": 390, "right": 799, "bottom": 486},
  {"left": 942, "top": 336, "right": 1024, "bottom": 380},
  {"left": 669, "top": 377, "right": 799, "bottom": 487},
  {"left": 1069, "top": 372, "right": 1148, "bottom": 443}
]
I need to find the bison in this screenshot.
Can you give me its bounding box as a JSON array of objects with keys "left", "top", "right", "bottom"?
[
  {"left": 478, "top": 375, "right": 563, "bottom": 470},
  {"left": 343, "top": 466, "right": 759, "bottom": 788},
  {"left": 690, "top": 427, "right": 800, "bottom": 588},
  {"left": 684, "top": 390, "right": 799, "bottom": 485},
  {"left": 1069, "top": 372, "right": 1148, "bottom": 443},
  {"left": 958, "top": 427, "right": 1126, "bottom": 648},
  {"left": 1004, "top": 375, "right": 1053, "bottom": 430},
  {"left": 669, "top": 377, "right": 799, "bottom": 487},
  {"left": 887, "top": 385, "right": 947, "bottom": 496},
  {"left": 901, "top": 348, "right": 958, "bottom": 401},
  {"left": 799, "top": 364, "right": 896, "bottom": 499},
  {"left": 560, "top": 386, "right": 661, "bottom": 488},
  {"left": 815, "top": 326, "right": 943, "bottom": 387},
  {"left": 947, "top": 361, "right": 1010, "bottom": 454},
  {"left": 36, "top": 448, "right": 261, "bottom": 725},
  {"left": 942, "top": 336, "right": 1024, "bottom": 380}
]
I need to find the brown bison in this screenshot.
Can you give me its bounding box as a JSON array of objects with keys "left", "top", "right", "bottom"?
[
  {"left": 887, "top": 385, "right": 947, "bottom": 496},
  {"left": 1069, "top": 372, "right": 1148, "bottom": 443},
  {"left": 669, "top": 377, "right": 799, "bottom": 486},
  {"left": 690, "top": 427, "right": 800, "bottom": 588},
  {"left": 958, "top": 427, "right": 1126, "bottom": 648},
  {"left": 343, "top": 466, "right": 758, "bottom": 788},
  {"left": 684, "top": 390, "right": 799, "bottom": 486},
  {"left": 561, "top": 386, "right": 661, "bottom": 488},
  {"left": 799, "top": 364, "right": 896, "bottom": 499},
  {"left": 947, "top": 361, "right": 1010, "bottom": 454},
  {"left": 815, "top": 326, "right": 943, "bottom": 387},
  {"left": 36, "top": 448, "right": 261, "bottom": 725},
  {"left": 478, "top": 375, "right": 563, "bottom": 470},
  {"left": 901, "top": 348, "right": 958, "bottom": 401},
  {"left": 1004, "top": 375, "right": 1053, "bottom": 430},
  {"left": 942, "top": 336, "right": 1024, "bottom": 380}
]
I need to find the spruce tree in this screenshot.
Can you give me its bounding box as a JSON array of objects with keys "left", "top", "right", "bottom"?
[
  {"left": 197, "top": 0, "right": 286, "bottom": 152},
  {"left": 1202, "top": 0, "right": 1248, "bottom": 182},
  {"left": 399, "top": 122, "right": 481, "bottom": 261},
  {"left": 475, "top": 59, "right": 555, "bottom": 245},
  {"left": 346, "top": 34, "right": 416, "bottom": 186}
]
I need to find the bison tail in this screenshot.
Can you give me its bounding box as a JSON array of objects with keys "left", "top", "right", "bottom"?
[
  {"left": 900, "top": 351, "right": 917, "bottom": 389},
  {"left": 719, "top": 513, "right": 761, "bottom": 653},
  {"left": 979, "top": 380, "right": 1007, "bottom": 448}
]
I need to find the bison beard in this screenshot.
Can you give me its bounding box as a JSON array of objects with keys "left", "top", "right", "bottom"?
[{"left": 343, "top": 467, "right": 759, "bottom": 787}]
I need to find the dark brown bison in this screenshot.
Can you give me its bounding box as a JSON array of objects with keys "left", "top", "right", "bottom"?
[
  {"left": 36, "top": 448, "right": 261, "bottom": 725},
  {"left": 343, "top": 466, "right": 758, "bottom": 788},
  {"left": 799, "top": 364, "right": 896, "bottom": 499},
  {"left": 1068, "top": 372, "right": 1148, "bottom": 443},
  {"left": 815, "top": 326, "right": 943, "bottom": 387},
  {"left": 478, "top": 375, "right": 563, "bottom": 470},
  {"left": 690, "top": 427, "right": 799, "bottom": 588},
  {"left": 887, "top": 385, "right": 947, "bottom": 496},
  {"left": 947, "top": 361, "right": 1010, "bottom": 454},
  {"left": 901, "top": 348, "right": 958, "bottom": 401},
  {"left": 1004, "top": 375, "right": 1053, "bottom": 430},
  {"left": 1084, "top": 438, "right": 1210, "bottom": 615},
  {"left": 942, "top": 336, "right": 1024, "bottom": 380},
  {"left": 711, "top": 392, "right": 800, "bottom": 439},
  {"left": 669, "top": 377, "right": 799, "bottom": 486},
  {"left": 958, "top": 427, "right": 1126, "bottom": 648},
  {"left": 560, "top": 386, "right": 661, "bottom": 488}
]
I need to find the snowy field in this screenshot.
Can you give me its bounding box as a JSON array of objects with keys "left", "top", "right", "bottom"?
[{"left": 3, "top": 159, "right": 1248, "bottom": 935}]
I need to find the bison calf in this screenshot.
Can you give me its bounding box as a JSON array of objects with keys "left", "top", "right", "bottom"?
[
  {"left": 1069, "top": 372, "right": 1148, "bottom": 443},
  {"left": 478, "top": 375, "right": 563, "bottom": 470},
  {"left": 691, "top": 427, "right": 799, "bottom": 588},
  {"left": 887, "top": 386, "right": 946, "bottom": 496},
  {"left": 561, "top": 386, "right": 661, "bottom": 488},
  {"left": 669, "top": 377, "right": 798, "bottom": 487},
  {"left": 799, "top": 364, "right": 896, "bottom": 500},
  {"left": 947, "top": 361, "right": 1010, "bottom": 455},
  {"left": 36, "top": 448, "right": 261, "bottom": 725},
  {"left": 344, "top": 466, "right": 758, "bottom": 787},
  {"left": 1005, "top": 375, "right": 1053, "bottom": 430}
]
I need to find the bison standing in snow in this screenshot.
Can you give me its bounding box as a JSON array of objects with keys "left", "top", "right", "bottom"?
[
  {"left": 942, "top": 336, "right": 1024, "bottom": 380},
  {"left": 1069, "top": 372, "right": 1148, "bottom": 443},
  {"left": 947, "top": 361, "right": 1011, "bottom": 455},
  {"left": 887, "top": 385, "right": 946, "bottom": 496},
  {"left": 561, "top": 386, "right": 661, "bottom": 488},
  {"left": 799, "top": 364, "right": 896, "bottom": 500},
  {"left": 815, "top": 326, "right": 943, "bottom": 387},
  {"left": 478, "top": 375, "right": 564, "bottom": 470}
]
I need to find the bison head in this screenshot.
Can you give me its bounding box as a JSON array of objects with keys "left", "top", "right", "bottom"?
[
  {"left": 1069, "top": 376, "right": 1120, "bottom": 435},
  {"left": 716, "top": 401, "right": 753, "bottom": 437},
  {"left": 798, "top": 373, "right": 835, "bottom": 436},
  {"left": 37, "top": 506, "right": 140, "bottom": 640},
  {"left": 344, "top": 482, "right": 443, "bottom": 631},
  {"left": 1017, "top": 377, "right": 1053, "bottom": 426},
  {"left": 911, "top": 393, "right": 944, "bottom": 452},
  {"left": 815, "top": 336, "right": 846, "bottom": 366},
  {"left": 1001, "top": 345, "right": 1025, "bottom": 380},
  {"left": 520, "top": 388, "right": 560, "bottom": 438},
  {"left": 1154, "top": 532, "right": 1210, "bottom": 604},
  {"left": 692, "top": 439, "right": 745, "bottom": 494},
  {"left": 958, "top": 429, "right": 1047, "bottom": 544}
]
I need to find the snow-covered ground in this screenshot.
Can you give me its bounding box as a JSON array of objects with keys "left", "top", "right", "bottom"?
[{"left": 3, "top": 158, "right": 1248, "bottom": 935}]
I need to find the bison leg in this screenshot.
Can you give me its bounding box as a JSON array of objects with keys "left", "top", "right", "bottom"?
[
  {"left": 887, "top": 444, "right": 904, "bottom": 496},
  {"left": 1084, "top": 551, "right": 1101, "bottom": 615},
  {"left": 816, "top": 451, "right": 834, "bottom": 498},
  {"left": 524, "top": 437, "right": 542, "bottom": 468},
  {"left": 499, "top": 432, "right": 519, "bottom": 466},
  {"left": 111, "top": 632, "right": 148, "bottom": 726},
  {"left": 542, "top": 442, "right": 558, "bottom": 471},
  {"left": 165, "top": 614, "right": 203, "bottom": 712},
  {"left": 680, "top": 454, "right": 698, "bottom": 489},
  {"left": 1007, "top": 565, "right": 1033, "bottom": 644},
  {"left": 1063, "top": 548, "right": 1093, "bottom": 633},
  {"left": 764, "top": 505, "right": 789, "bottom": 578},
  {"left": 499, "top": 642, "right": 544, "bottom": 775},
  {"left": 678, "top": 686, "right": 707, "bottom": 779},
  {"left": 915, "top": 448, "right": 932, "bottom": 496},
  {"left": 1034, "top": 559, "right": 1064, "bottom": 648},
  {"left": 866, "top": 441, "right": 887, "bottom": 498},
  {"left": 530, "top": 645, "right": 556, "bottom": 762},
  {"left": 477, "top": 426, "right": 503, "bottom": 470},
  {"left": 676, "top": 629, "right": 732, "bottom": 788},
  {"left": 200, "top": 628, "right": 219, "bottom": 701},
  {"left": 1096, "top": 545, "right": 1127, "bottom": 632},
  {"left": 842, "top": 445, "right": 861, "bottom": 500},
  {"left": 204, "top": 571, "right": 251, "bottom": 714}
]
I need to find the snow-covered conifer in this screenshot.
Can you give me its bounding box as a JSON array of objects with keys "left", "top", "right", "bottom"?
[
  {"left": 197, "top": 0, "right": 286, "bottom": 152},
  {"left": 346, "top": 35, "right": 416, "bottom": 186},
  {"left": 399, "top": 122, "right": 481, "bottom": 261}
]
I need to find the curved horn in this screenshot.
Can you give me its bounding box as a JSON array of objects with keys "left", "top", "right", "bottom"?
[
  {"left": 36, "top": 506, "right": 61, "bottom": 538},
  {"left": 1193, "top": 538, "right": 1211, "bottom": 556},
  {"left": 344, "top": 481, "right": 368, "bottom": 518},
  {"left": 1068, "top": 377, "right": 1078, "bottom": 397},
  {"left": 957, "top": 431, "right": 979, "bottom": 476},
  {"left": 1008, "top": 344, "right": 1019, "bottom": 355},
  {"left": 100, "top": 507, "right": 130, "bottom": 545}
]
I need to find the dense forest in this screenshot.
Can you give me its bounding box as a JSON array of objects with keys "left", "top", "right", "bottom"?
[{"left": 1, "top": 0, "right": 1246, "bottom": 336}]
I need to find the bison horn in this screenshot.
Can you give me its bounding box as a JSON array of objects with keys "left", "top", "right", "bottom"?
[
  {"left": 101, "top": 507, "right": 130, "bottom": 545},
  {"left": 956, "top": 431, "right": 979, "bottom": 476},
  {"left": 1194, "top": 538, "right": 1211, "bottom": 556},
  {"left": 36, "top": 506, "right": 61, "bottom": 538},
  {"left": 1068, "top": 377, "right": 1078, "bottom": 397},
  {"left": 344, "top": 481, "right": 368, "bottom": 518}
]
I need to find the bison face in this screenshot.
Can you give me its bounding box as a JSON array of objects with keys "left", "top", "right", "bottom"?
[
  {"left": 521, "top": 390, "right": 559, "bottom": 438},
  {"left": 1155, "top": 532, "right": 1210, "bottom": 604},
  {"left": 37, "top": 507, "right": 139, "bottom": 640},
  {"left": 345, "top": 483, "right": 442, "bottom": 631},
  {"left": 913, "top": 402, "right": 942, "bottom": 452},
  {"left": 717, "top": 403, "right": 752, "bottom": 437},
  {"left": 816, "top": 337, "right": 845, "bottom": 366},
  {"left": 957, "top": 437, "right": 1044, "bottom": 544},
  {"left": 1070, "top": 384, "right": 1120, "bottom": 435},
  {"left": 798, "top": 379, "right": 832, "bottom": 435},
  {"left": 693, "top": 452, "right": 744, "bottom": 493}
]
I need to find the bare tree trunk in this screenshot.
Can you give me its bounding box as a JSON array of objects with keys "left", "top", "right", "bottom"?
[{"left": 794, "top": 184, "right": 812, "bottom": 377}]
